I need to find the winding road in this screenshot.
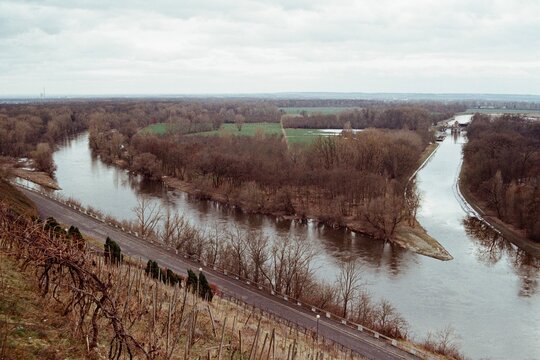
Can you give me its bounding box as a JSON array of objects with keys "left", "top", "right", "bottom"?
[{"left": 20, "top": 186, "right": 419, "bottom": 360}]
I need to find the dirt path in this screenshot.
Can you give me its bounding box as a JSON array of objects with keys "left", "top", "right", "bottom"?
[{"left": 280, "top": 116, "right": 289, "bottom": 148}]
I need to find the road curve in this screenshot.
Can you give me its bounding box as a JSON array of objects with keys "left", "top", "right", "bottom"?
[{"left": 21, "top": 188, "right": 419, "bottom": 360}]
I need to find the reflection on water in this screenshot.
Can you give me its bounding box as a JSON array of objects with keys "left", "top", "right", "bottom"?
[
  {"left": 464, "top": 217, "right": 539, "bottom": 297},
  {"left": 46, "top": 124, "right": 540, "bottom": 360}
]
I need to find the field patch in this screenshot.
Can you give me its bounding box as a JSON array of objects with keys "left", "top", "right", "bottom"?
[
  {"left": 141, "top": 123, "right": 169, "bottom": 135},
  {"left": 192, "top": 122, "right": 283, "bottom": 137}
]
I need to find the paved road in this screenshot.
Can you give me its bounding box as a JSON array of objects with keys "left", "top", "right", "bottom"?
[{"left": 22, "top": 188, "right": 419, "bottom": 360}]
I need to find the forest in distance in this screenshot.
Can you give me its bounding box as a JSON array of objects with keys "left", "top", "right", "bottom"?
[{"left": 462, "top": 114, "right": 540, "bottom": 243}]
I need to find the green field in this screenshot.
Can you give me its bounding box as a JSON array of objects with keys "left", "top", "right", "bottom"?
[
  {"left": 192, "top": 122, "right": 283, "bottom": 137},
  {"left": 280, "top": 107, "right": 361, "bottom": 115},
  {"left": 142, "top": 123, "right": 169, "bottom": 135}
]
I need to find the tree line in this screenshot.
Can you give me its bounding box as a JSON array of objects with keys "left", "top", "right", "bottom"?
[
  {"left": 462, "top": 114, "right": 540, "bottom": 242},
  {"left": 282, "top": 106, "right": 438, "bottom": 145}
]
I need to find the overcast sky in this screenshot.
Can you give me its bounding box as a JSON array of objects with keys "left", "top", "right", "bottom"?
[{"left": 1, "top": 0, "right": 540, "bottom": 96}]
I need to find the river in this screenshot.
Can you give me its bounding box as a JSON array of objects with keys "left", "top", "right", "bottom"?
[{"left": 43, "top": 115, "right": 540, "bottom": 359}]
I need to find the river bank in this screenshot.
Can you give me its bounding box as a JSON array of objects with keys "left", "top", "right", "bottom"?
[
  {"left": 458, "top": 168, "right": 540, "bottom": 258},
  {"left": 0, "top": 157, "right": 60, "bottom": 190}
]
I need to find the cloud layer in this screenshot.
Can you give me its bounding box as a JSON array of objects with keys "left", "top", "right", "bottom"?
[{"left": 1, "top": 0, "right": 540, "bottom": 95}]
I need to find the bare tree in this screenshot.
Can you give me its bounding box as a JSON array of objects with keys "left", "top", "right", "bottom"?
[
  {"left": 245, "top": 230, "right": 270, "bottom": 284},
  {"left": 363, "top": 184, "right": 407, "bottom": 241},
  {"left": 133, "top": 196, "right": 162, "bottom": 239},
  {"left": 267, "top": 235, "right": 317, "bottom": 298},
  {"left": 160, "top": 208, "right": 186, "bottom": 246},
  {"left": 205, "top": 222, "right": 224, "bottom": 266},
  {"left": 337, "top": 257, "right": 363, "bottom": 318},
  {"left": 234, "top": 114, "right": 245, "bottom": 131},
  {"left": 405, "top": 185, "right": 421, "bottom": 227},
  {"left": 225, "top": 224, "right": 247, "bottom": 277},
  {"left": 31, "top": 142, "right": 56, "bottom": 175}
]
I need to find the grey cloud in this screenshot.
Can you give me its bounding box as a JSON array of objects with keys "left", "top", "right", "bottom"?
[{"left": 1, "top": 0, "right": 539, "bottom": 95}]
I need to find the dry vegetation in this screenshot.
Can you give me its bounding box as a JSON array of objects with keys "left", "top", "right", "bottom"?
[
  {"left": 462, "top": 114, "right": 540, "bottom": 242},
  {"left": 0, "top": 202, "right": 367, "bottom": 360}
]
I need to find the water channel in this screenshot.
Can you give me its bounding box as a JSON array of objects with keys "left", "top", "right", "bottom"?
[{"left": 42, "top": 114, "right": 539, "bottom": 359}]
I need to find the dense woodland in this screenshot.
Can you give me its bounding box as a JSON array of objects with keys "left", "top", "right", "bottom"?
[
  {"left": 0, "top": 104, "right": 87, "bottom": 174},
  {"left": 462, "top": 114, "right": 540, "bottom": 242},
  {"left": 91, "top": 122, "right": 428, "bottom": 239}
]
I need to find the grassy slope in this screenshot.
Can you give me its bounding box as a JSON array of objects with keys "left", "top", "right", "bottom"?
[
  {"left": 0, "top": 179, "right": 37, "bottom": 217},
  {"left": 0, "top": 253, "right": 87, "bottom": 359}
]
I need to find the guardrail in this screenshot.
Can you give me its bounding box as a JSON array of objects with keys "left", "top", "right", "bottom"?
[{"left": 12, "top": 179, "right": 431, "bottom": 359}]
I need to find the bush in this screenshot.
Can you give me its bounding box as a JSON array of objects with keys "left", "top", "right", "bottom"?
[
  {"left": 104, "top": 237, "right": 122, "bottom": 265},
  {"left": 145, "top": 259, "right": 182, "bottom": 287},
  {"left": 43, "top": 217, "right": 65, "bottom": 237}
]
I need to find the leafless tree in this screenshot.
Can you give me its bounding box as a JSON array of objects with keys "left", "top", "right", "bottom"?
[
  {"left": 337, "top": 257, "right": 363, "bottom": 318},
  {"left": 133, "top": 196, "right": 162, "bottom": 239},
  {"left": 266, "top": 235, "right": 317, "bottom": 298},
  {"left": 225, "top": 224, "right": 247, "bottom": 277},
  {"left": 205, "top": 222, "right": 224, "bottom": 266},
  {"left": 160, "top": 208, "right": 187, "bottom": 246},
  {"left": 245, "top": 230, "right": 270, "bottom": 284},
  {"left": 235, "top": 114, "right": 245, "bottom": 131}
]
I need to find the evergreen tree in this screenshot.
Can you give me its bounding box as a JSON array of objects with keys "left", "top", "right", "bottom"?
[
  {"left": 44, "top": 217, "right": 65, "bottom": 237},
  {"left": 104, "top": 237, "right": 122, "bottom": 265},
  {"left": 186, "top": 269, "right": 198, "bottom": 292},
  {"left": 67, "top": 226, "right": 84, "bottom": 249},
  {"left": 198, "top": 272, "right": 214, "bottom": 302}
]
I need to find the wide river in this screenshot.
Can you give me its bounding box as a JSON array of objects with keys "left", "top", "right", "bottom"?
[{"left": 45, "top": 115, "right": 538, "bottom": 359}]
